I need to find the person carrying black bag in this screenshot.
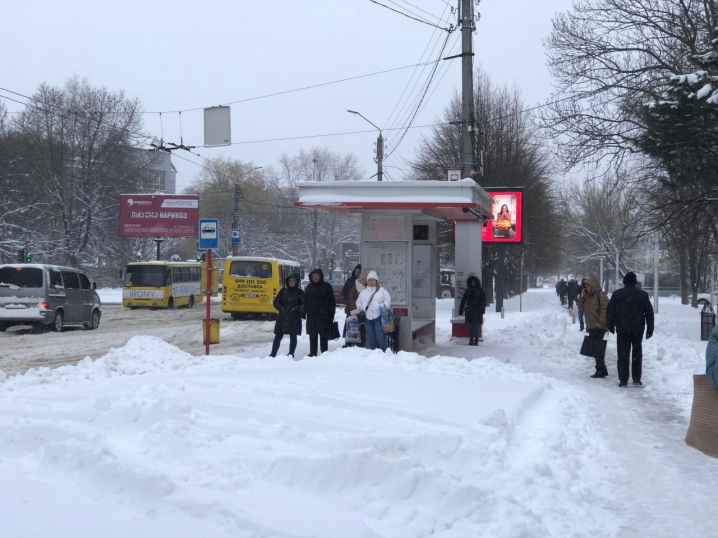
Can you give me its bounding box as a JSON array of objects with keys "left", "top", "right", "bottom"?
[
  {"left": 577, "top": 276, "right": 610, "bottom": 378},
  {"left": 607, "top": 272, "right": 654, "bottom": 387},
  {"left": 303, "top": 268, "right": 336, "bottom": 357},
  {"left": 269, "top": 273, "right": 305, "bottom": 359}
]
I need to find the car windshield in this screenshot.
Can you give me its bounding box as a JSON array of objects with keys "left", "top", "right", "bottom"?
[
  {"left": 229, "top": 261, "right": 272, "bottom": 278},
  {"left": 0, "top": 267, "right": 43, "bottom": 289},
  {"left": 124, "top": 265, "right": 169, "bottom": 288}
]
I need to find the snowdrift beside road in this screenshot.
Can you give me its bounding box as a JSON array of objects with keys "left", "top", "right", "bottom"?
[{"left": 0, "top": 336, "right": 617, "bottom": 537}]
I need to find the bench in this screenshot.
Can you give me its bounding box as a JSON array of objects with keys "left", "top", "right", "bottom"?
[{"left": 411, "top": 319, "right": 435, "bottom": 342}]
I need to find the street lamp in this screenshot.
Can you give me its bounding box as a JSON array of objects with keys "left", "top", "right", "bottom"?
[{"left": 347, "top": 109, "right": 383, "bottom": 181}]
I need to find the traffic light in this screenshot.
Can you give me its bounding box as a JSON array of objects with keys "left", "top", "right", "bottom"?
[
  {"left": 17, "top": 249, "right": 25, "bottom": 263},
  {"left": 25, "top": 252, "right": 31, "bottom": 263}
]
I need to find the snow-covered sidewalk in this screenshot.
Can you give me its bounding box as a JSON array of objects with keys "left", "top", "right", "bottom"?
[{"left": 0, "top": 289, "right": 715, "bottom": 537}]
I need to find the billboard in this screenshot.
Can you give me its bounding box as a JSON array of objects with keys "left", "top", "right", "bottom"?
[
  {"left": 119, "top": 194, "right": 199, "bottom": 238},
  {"left": 481, "top": 188, "right": 524, "bottom": 243}
]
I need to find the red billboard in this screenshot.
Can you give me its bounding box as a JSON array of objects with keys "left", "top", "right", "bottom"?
[
  {"left": 119, "top": 194, "right": 199, "bottom": 238},
  {"left": 481, "top": 188, "right": 524, "bottom": 243}
]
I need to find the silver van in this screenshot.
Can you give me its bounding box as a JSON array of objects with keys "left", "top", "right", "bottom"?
[{"left": 0, "top": 264, "right": 102, "bottom": 332}]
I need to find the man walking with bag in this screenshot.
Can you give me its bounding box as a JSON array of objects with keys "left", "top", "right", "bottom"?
[
  {"left": 607, "top": 272, "right": 654, "bottom": 387},
  {"left": 578, "top": 276, "right": 610, "bottom": 378}
]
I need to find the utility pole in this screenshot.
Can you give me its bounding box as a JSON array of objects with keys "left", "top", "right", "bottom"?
[
  {"left": 461, "top": 0, "right": 475, "bottom": 181},
  {"left": 377, "top": 133, "right": 384, "bottom": 182},
  {"left": 232, "top": 183, "right": 241, "bottom": 257},
  {"left": 615, "top": 248, "right": 620, "bottom": 293},
  {"left": 654, "top": 236, "right": 660, "bottom": 314}
]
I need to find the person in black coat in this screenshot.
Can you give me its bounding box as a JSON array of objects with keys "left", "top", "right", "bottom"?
[
  {"left": 566, "top": 279, "right": 581, "bottom": 310},
  {"left": 459, "top": 275, "right": 486, "bottom": 346},
  {"left": 606, "top": 272, "right": 655, "bottom": 387},
  {"left": 269, "top": 273, "right": 305, "bottom": 358},
  {"left": 303, "top": 268, "right": 336, "bottom": 356},
  {"left": 341, "top": 264, "right": 362, "bottom": 305}
]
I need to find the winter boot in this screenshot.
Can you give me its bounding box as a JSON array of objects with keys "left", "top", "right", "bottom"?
[
  {"left": 590, "top": 358, "right": 609, "bottom": 378},
  {"left": 468, "top": 339, "right": 475, "bottom": 346}
]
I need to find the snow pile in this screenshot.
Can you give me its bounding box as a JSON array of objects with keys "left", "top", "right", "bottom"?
[{"left": 0, "top": 336, "right": 617, "bottom": 537}]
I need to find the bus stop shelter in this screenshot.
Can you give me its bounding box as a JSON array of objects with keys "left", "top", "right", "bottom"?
[{"left": 296, "top": 180, "right": 493, "bottom": 352}]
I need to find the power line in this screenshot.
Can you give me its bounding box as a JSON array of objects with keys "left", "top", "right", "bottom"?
[
  {"left": 143, "top": 60, "right": 446, "bottom": 114},
  {"left": 393, "top": 0, "right": 450, "bottom": 23},
  {"left": 368, "top": 0, "right": 452, "bottom": 31}
]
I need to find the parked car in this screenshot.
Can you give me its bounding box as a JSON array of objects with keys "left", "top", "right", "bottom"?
[
  {"left": 0, "top": 264, "right": 102, "bottom": 333},
  {"left": 688, "top": 293, "right": 712, "bottom": 306}
]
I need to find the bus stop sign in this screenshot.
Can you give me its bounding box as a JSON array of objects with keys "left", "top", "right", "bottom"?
[{"left": 198, "top": 218, "right": 219, "bottom": 250}]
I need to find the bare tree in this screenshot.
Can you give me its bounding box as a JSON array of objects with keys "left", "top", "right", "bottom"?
[{"left": 542, "top": 0, "right": 717, "bottom": 171}]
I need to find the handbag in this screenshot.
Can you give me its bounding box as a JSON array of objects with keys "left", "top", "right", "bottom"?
[
  {"left": 345, "top": 316, "right": 362, "bottom": 344},
  {"left": 580, "top": 334, "right": 607, "bottom": 360},
  {"left": 380, "top": 306, "right": 395, "bottom": 333},
  {"left": 330, "top": 321, "right": 341, "bottom": 340},
  {"left": 357, "top": 290, "right": 377, "bottom": 324},
  {"left": 685, "top": 374, "right": 718, "bottom": 458}
]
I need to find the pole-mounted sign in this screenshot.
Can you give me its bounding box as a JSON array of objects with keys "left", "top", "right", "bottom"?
[{"left": 198, "top": 218, "right": 219, "bottom": 250}]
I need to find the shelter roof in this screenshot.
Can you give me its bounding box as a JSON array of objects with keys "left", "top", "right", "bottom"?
[{"left": 295, "top": 179, "right": 493, "bottom": 221}]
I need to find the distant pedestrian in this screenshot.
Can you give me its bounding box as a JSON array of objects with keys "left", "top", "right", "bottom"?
[
  {"left": 345, "top": 270, "right": 368, "bottom": 348},
  {"left": 356, "top": 271, "right": 391, "bottom": 352},
  {"left": 705, "top": 323, "right": 718, "bottom": 389},
  {"left": 607, "top": 272, "right": 654, "bottom": 387},
  {"left": 269, "top": 273, "right": 305, "bottom": 358},
  {"left": 303, "top": 268, "right": 336, "bottom": 357},
  {"left": 341, "top": 264, "right": 362, "bottom": 306},
  {"left": 578, "top": 276, "right": 610, "bottom": 378},
  {"left": 566, "top": 278, "right": 581, "bottom": 310},
  {"left": 577, "top": 280, "right": 587, "bottom": 331},
  {"left": 459, "top": 276, "right": 486, "bottom": 346},
  {"left": 556, "top": 278, "right": 566, "bottom": 304}
]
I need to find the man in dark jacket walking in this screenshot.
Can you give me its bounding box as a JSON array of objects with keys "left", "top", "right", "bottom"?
[
  {"left": 566, "top": 279, "right": 581, "bottom": 310},
  {"left": 607, "top": 272, "right": 654, "bottom": 387},
  {"left": 303, "top": 268, "right": 336, "bottom": 357}
]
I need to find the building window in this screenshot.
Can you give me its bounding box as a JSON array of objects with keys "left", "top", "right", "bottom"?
[{"left": 146, "top": 170, "right": 166, "bottom": 192}]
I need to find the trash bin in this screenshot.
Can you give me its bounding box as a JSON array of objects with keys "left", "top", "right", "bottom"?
[
  {"left": 701, "top": 305, "right": 716, "bottom": 341},
  {"left": 203, "top": 318, "right": 220, "bottom": 345}
]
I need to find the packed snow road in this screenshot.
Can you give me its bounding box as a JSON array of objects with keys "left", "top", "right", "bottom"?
[{"left": 0, "top": 303, "right": 276, "bottom": 375}]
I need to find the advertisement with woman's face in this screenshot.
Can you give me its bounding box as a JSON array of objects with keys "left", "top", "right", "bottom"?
[{"left": 481, "top": 189, "right": 523, "bottom": 243}]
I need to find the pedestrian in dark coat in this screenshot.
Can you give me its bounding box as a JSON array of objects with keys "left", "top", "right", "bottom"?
[
  {"left": 607, "top": 272, "right": 654, "bottom": 387},
  {"left": 341, "top": 264, "right": 362, "bottom": 305},
  {"left": 303, "top": 268, "right": 336, "bottom": 356},
  {"left": 459, "top": 276, "right": 486, "bottom": 346},
  {"left": 270, "top": 273, "right": 305, "bottom": 358},
  {"left": 566, "top": 279, "right": 580, "bottom": 310}
]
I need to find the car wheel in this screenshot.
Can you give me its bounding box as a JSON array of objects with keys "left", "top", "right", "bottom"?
[
  {"left": 53, "top": 311, "right": 63, "bottom": 332},
  {"left": 231, "top": 312, "right": 242, "bottom": 320},
  {"left": 440, "top": 289, "right": 453, "bottom": 299},
  {"left": 85, "top": 309, "right": 101, "bottom": 330},
  {"left": 167, "top": 297, "right": 174, "bottom": 310},
  {"left": 698, "top": 298, "right": 711, "bottom": 306},
  {"left": 0, "top": 322, "right": 7, "bottom": 332},
  {"left": 188, "top": 295, "right": 195, "bottom": 308}
]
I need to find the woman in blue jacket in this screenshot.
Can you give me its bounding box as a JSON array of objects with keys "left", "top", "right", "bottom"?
[{"left": 706, "top": 323, "right": 718, "bottom": 388}]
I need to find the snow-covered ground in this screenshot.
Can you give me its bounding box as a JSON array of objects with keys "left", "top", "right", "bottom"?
[{"left": 0, "top": 290, "right": 715, "bottom": 537}]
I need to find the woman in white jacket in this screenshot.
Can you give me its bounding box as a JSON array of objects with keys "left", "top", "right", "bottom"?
[{"left": 356, "top": 270, "right": 391, "bottom": 351}]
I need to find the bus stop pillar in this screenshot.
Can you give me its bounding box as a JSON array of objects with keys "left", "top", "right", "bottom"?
[{"left": 452, "top": 220, "right": 483, "bottom": 339}]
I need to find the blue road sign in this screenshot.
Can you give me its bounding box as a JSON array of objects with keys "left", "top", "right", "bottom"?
[
  {"left": 198, "top": 218, "right": 219, "bottom": 250},
  {"left": 231, "top": 228, "right": 241, "bottom": 244}
]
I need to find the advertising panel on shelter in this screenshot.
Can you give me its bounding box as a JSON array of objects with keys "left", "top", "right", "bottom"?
[
  {"left": 119, "top": 194, "right": 199, "bottom": 237},
  {"left": 481, "top": 188, "right": 523, "bottom": 243}
]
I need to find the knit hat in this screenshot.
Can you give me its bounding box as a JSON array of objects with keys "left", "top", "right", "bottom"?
[
  {"left": 623, "top": 272, "right": 638, "bottom": 285},
  {"left": 367, "top": 270, "right": 379, "bottom": 281}
]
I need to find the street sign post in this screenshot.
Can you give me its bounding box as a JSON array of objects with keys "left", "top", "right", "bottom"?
[
  {"left": 231, "top": 229, "right": 241, "bottom": 244},
  {"left": 198, "top": 218, "right": 219, "bottom": 250},
  {"left": 198, "top": 218, "right": 219, "bottom": 356}
]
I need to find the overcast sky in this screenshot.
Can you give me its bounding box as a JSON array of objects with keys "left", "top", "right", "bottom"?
[{"left": 2, "top": 0, "right": 574, "bottom": 192}]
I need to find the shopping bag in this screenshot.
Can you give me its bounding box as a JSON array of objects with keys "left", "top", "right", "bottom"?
[
  {"left": 330, "top": 321, "right": 341, "bottom": 340},
  {"left": 345, "top": 316, "right": 362, "bottom": 344},
  {"left": 685, "top": 375, "right": 718, "bottom": 459},
  {"left": 580, "top": 335, "right": 607, "bottom": 359},
  {"left": 380, "top": 307, "right": 395, "bottom": 333}
]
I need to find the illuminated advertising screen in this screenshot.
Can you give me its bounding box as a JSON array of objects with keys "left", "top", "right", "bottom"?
[
  {"left": 481, "top": 188, "right": 523, "bottom": 243},
  {"left": 119, "top": 194, "right": 199, "bottom": 238}
]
